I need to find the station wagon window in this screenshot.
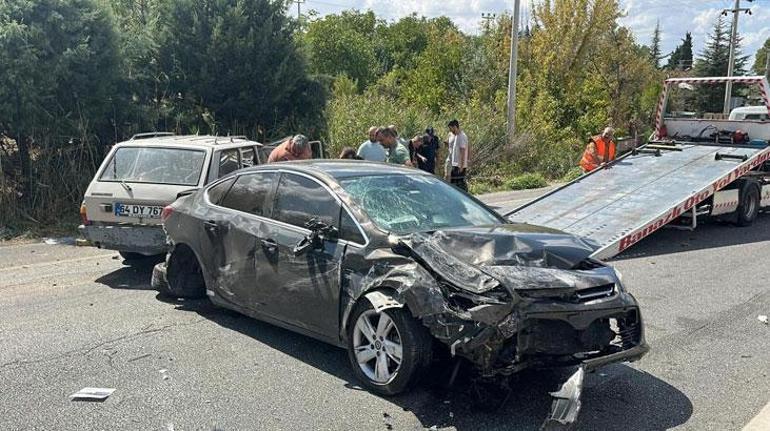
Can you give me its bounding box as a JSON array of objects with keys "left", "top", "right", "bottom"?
[
  {"left": 273, "top": 173, "right": 339, "bottom": 229},
  {"left": 99, "top": 147, "right": 205, "bottom": 186},
  {"left": 218, "top": 149, "right": 240, "bottom": 177},
  {"left": 219, "top": 172, "right": 277, "bottom": 216},
  {"left": 240, "top": 146, "right": 256, "bottom": 167},
  {"left": 206, "top": 177, "right": 235, "bottom": 205}
]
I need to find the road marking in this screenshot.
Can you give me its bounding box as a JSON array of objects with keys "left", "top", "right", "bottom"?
[
  {"left": 743, "top": 401, "right": 770, "bottom": 431},
  {"left": 0, "top": 254, "right": 110, "bottom": 273}
]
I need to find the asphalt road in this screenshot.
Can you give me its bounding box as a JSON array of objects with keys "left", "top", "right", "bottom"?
[{"left": 1, "top": 189, "right": 769, "bottom": 431}]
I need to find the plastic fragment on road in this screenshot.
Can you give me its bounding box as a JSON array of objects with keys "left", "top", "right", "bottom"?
[
  {"left": 541, "top": 366, "right": 585, "bottom": 430},
  {"left": 759, "top": 315, "right": 768, "bottom": 325},
  {"left": 160, "top": 369, "right": 170, "bottom": 380},
  {"left": 69, "top": 387, "right": 115, "bottom": 401}
]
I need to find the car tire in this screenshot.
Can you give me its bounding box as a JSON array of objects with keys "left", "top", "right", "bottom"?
[
  {"left": 160, "top": 246, "right": 206, "bottom": 299},
  {"left": 346, "top": 299, "right": 432, "bottom": 396},
  {"left": 736, "top": 183, "right": 760, "bottom": 227},
  {"left": 119, "top": 251, "right": 147, "bottom": 260}
]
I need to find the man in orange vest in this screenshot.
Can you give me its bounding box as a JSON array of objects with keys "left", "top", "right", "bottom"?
[{"left": 580, "top": 127, "right": 617, "bottom": 172}]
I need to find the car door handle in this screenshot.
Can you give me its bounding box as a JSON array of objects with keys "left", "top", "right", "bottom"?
[
  {"left": 203, "top": 220, "right": 219, "bottom": 231},
  {"left": 261, "top": 238, "right": 278, "bottom": 252}
]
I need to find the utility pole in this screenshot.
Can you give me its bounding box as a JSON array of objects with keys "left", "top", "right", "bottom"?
[
  {"left": 291, "top": 0, "right": 305, "bottom": 21},
  {"left": 722, "top": 0, "right": 753, "bottom": 114},
  {"left": 481, "top": 13, "right": 496, "bottom": 33},
  {"left": 506, "top": 0, "right": 520, "bottom": 142}
]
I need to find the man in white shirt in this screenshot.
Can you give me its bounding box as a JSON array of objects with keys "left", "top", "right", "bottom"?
[
  {"left": 445, "top": 119, "right": 468, "bottom": 191},
  {"left": 356, "top": 126, "right": 387, "bottom": 162}
]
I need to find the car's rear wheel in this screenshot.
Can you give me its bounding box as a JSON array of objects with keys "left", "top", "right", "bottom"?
[
  {"left": 347, "top": 300, "right": 432, "bottom": 396},
  {"left": 160, "top": 245, "right": 206, "bottom": 299}
]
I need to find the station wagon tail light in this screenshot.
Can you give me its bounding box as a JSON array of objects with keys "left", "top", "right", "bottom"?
[
  {"left": 161, "top": 205, "right": 174, "bottom": 223},
  {"left": 80, "top": 203, "right": 91, "bottom": 226}
]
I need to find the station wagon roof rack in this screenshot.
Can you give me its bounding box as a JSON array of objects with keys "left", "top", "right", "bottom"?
[{"left": 129, "top": 132, "right": 175, "bottom": 140}]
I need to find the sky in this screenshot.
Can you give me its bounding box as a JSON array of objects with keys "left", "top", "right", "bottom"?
[{"left": 300, "top": 0, "right": 770, "bottom": 68}]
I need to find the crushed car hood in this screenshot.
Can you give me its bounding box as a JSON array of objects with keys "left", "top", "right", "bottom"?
[{"left": 400, "top": 225, "right": 615, "bottom": 294}]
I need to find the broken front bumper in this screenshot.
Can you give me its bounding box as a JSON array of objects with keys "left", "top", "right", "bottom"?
[
  {"left": 79, "top": 223, "right": 167, "bottom": 255},
  {"left": 426, "top": 291, "right": 649, "bottom": 376}
]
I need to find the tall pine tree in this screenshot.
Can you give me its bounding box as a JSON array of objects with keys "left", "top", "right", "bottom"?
[
  {"left": 693, "top": 16, "right": 747, "bottom": 113},
  {"left": 650, "top": 21, "right": 662, "bottom": 69},
  {"left": 666, "top": 32, "right": 693, "bottom": 70}
]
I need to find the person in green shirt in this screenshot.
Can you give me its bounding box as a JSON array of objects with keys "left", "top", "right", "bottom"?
[{"left": 379, "top": 126, "right": 412, "bottom": 166}]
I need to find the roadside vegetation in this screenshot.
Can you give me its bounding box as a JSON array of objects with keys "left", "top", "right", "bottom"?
[{"left": 0, "top": 0, "right": 767, "bottom": 235}]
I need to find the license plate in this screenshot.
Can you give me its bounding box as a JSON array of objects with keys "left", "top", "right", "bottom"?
[{"left": 114, "top": 203, "right": 163, "bottom": 219}]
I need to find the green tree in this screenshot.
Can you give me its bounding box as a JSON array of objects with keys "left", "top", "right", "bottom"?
[
  {"left": 107, "top": 0, "right": 169, "bottom": 134},
  {"left": 752, "top": 38, "right": 770, "bottom": 77},
  {"left": 374, "top": 14, "right": 430, "bottom": 72},
  {"left": 302, "top": 11, "right": 379, "bottom": 90},
  {"left": 160, "top": 0, "right": 324, "bottom": 137},
  {"left": 650, "top": 20, "right": 662, "bottom": 68},
  {"left": 666, "top": 32, "right": 693, "bottom": 70},
  {"left": 0, "top": 0, "right": 121, "bottom": 204},
  {"left": 693, "top": 16, "right": 747, "bottom": 113}
]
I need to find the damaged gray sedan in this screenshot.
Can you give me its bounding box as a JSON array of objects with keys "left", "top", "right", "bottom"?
[{"left": 153, "top": 161, "right": 648, "bottom": 406}]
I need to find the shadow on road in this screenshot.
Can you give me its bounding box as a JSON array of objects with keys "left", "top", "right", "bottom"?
[
  {"left": 95, "top": 258, "right": 159, "bottom": 290},
  {"left": 614, "top": 213, "right": 770, "bottom": 261},
  {"left": 159, "top": 296, "right": 692, "bottom": 431}
]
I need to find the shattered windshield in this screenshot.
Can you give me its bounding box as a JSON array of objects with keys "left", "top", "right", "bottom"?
[
  {"left": 99, "top": 147, "right": 206, "bottom": 186},
  {"left": 339, "top": 174, "right": 502, "bottom": 234}
]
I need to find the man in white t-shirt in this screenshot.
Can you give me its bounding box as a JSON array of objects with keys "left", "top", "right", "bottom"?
[
  {"left": 356, "top": 126, "right": 387, "bottom": 162},
  {"left": 445, "top": 119, "right": 468, "bottom": 191}
]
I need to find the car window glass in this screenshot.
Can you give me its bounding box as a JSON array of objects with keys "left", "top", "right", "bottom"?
[
  {"left": 241, "top": 146, "right": 256, "bottom": 167},
  {"left": 219, "top": 172, "right": 276, "bottom": 216},
  {"left": 206, "top": 177, "right": 235, "bottom": 205},
  {"left": 273, "top": 173, "right": 339, "bottom": 229},
  {"left": 339, "top": 174, "right": 501, "bottom": 234},
  {"left": 339, "top": 209, "right": 365, "bottom": 244},
  {"left": 99, "top": 147, "right": 205, "bottom": 186},
  {"left": 218, "top": 149, "right": 240, "bottom": 177}
]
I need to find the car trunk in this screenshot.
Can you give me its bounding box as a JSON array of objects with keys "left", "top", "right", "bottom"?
[{"left": 83, "top": 181, "right": 194, "bottom": 225}]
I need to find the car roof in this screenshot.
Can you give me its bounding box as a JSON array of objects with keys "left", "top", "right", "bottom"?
[
  {"left": 239, "top": 159, "right": 429, "bottom": 179},
  {"left": 114, "top": 134, "right": 262, "bottom": 149},
  {"left": 730, "top": 106, "right": 769, "bottom": 115}
]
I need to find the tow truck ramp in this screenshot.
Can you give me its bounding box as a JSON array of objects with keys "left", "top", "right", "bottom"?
[
  {"left": 507, "top": 142, "right": 770, "bottom": 260},
  {"left": 507, "top": 75, "right": 770, "bottom": 261}
]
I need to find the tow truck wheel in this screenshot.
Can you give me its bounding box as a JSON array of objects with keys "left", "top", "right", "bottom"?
[
  {"left": 347, "top": 300, "right": 432, "bottom": 396},
  {"left": 736, "top": 184, "right": 760, "bottom": 227}
]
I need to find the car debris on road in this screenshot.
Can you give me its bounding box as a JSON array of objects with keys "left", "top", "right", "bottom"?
[{"left": 69, "top": 387, "right": 115, "bottom": 402}]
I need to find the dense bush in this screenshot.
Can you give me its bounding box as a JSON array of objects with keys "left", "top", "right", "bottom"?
[{"left": 507, "top": 173, "right": 548, "bottom": 190}]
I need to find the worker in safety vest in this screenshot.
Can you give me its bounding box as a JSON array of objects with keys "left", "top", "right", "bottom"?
[{"left": 580, "top": 127, "right": 617, "bottom": 172}]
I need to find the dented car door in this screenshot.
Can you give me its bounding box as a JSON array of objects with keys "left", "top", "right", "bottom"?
[
  {"left": 204, "top": 172, "right": 278, "bottom": 310},
  {"left": 255, "top": 172, "right": 345, "bottom": 338}
]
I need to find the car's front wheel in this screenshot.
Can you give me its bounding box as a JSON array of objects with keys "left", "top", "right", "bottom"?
[{"left": 347, "top": 300, "right": 432, "bottom": 396}]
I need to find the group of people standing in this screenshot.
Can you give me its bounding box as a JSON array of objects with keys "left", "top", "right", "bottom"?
[{"left": 341, "top": 120, "right": 469, "bottom": 190}]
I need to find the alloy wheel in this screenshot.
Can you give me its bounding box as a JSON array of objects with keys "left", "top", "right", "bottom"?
[{"left": 352, "top": 309, "right": 403, "bottom": 385}]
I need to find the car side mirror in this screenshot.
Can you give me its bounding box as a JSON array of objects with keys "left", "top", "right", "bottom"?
[{"left": 293, "top": 219, "right": 338, "bottom": 256}]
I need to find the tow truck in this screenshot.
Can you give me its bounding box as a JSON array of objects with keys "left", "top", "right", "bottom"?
[{"left": 507, "top": 76, "right": 770, "bottom": 260}]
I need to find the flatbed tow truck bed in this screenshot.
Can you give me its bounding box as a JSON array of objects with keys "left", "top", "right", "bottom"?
[
  {"left": 507, "top": 76, "right": 770, "bottom": 260},
  {"left": 507, "top": 141, "right": 770, "bottom": 260}
]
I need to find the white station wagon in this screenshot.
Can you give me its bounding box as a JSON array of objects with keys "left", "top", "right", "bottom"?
[{"left": 79, "top": 133, "right": 263, "bottom": 259}]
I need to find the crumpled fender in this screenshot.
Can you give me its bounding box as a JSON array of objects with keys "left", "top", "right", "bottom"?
[{"left": 363, "top": 290, "right": 405, "bottom": 312}]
